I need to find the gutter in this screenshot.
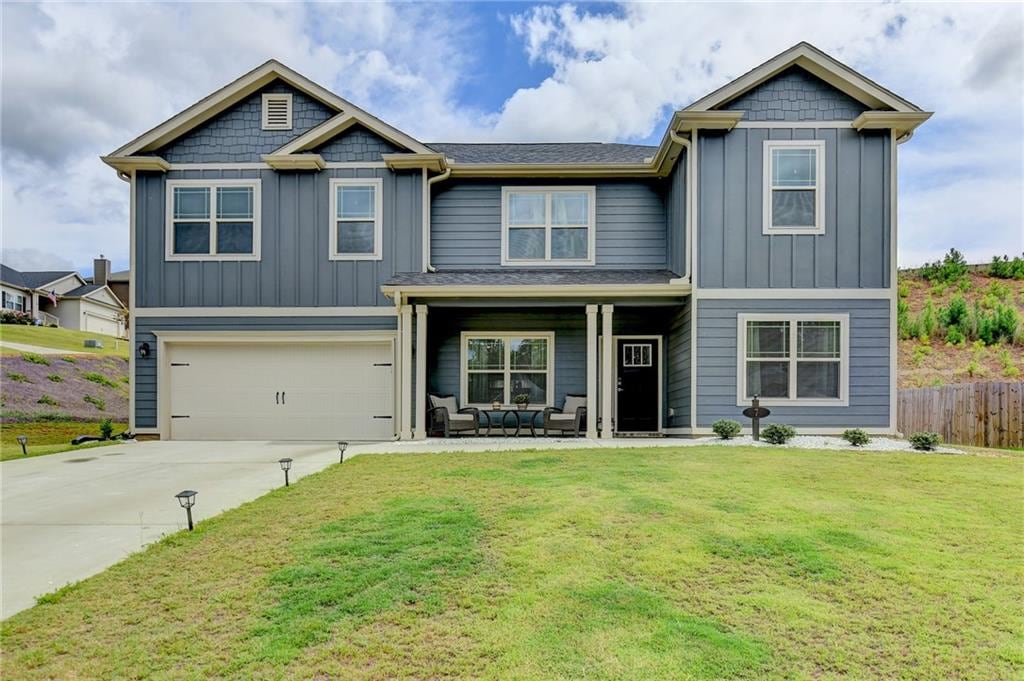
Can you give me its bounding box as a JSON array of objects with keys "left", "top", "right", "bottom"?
[{"left": 422, "top": 165, "right": 451, "bottom": 273}]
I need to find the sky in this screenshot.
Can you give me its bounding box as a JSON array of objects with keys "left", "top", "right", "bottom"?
[{"left": 1, "top": 1, "right": 1021, "bottom": 275}]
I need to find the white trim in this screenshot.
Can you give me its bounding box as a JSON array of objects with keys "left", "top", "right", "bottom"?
[
  {"left": 382, "top": 283, "right": 690, "bottom": 299},
  {"left": 261, "top": 93, "right": 292, "bottom": 130},
  {"left": 134, "top": 306, "right": 397, "bottom": 318},
  {"left": 459, "top": 331, "right": 555, "bottom": 409},
  {"left": 585, "top": 304, "right": 599, "bottom": 439},
  {"left": 735, "top": 121, "right": 856, "bottom": 129},
  {"left": 325, "top": 162, "right": 388, "bottom": 169},
  {"left": 169, "top": 163, "right": 268, "bottom": 170},
  {"left": 762, "top": 139, "right": 825, "bottom": 236},
  {"left": 698, "top": 288, "right": 890, "bottom": 299},
  {"left": 737, "top": 313, "right": 850, "bottom": 407},
  {"left": 500, "top": 186, "right": 596, "bottom": 266},
  {"left": 128, "top": 170, "right": 137, "bottom": 432},
  {"left": 400, "top": 305, "right": 413, "bottom": 439},
  {"left": 165, "top": 179, "right": 262, "bottom": 261},
  {"left": 612, "top": 335, "right": 663, "bottom": 433},
  {"left": 328, "top": 177, "right": 384, "bottom": 261},
  {"left": 689, "top": 130, "right": 699, "bottom": 431},
  {"left": 889, "top": 129, "right": 898, "bottom": 433},
  {"left": 600, "top": 305, "right": 614, "bottom": 438},
  {"left": 415, "top": 305, "right": 428, "bottom": 439}
]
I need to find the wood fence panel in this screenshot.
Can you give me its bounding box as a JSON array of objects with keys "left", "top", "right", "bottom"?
[{"left": 897, "top": 382, "right": 1023, "bottom": 449}]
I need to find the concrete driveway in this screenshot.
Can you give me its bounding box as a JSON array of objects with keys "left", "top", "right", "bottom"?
[{"left": 1, "top": 440, "right": 342, "bottom": 619}]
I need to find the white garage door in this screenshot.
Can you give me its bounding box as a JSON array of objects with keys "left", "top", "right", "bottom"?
[
  {"left": 167, "top": 341, "right": 394, "bottom": 441},
  {"left": 83, "top": 311, "right": 121, "bottom": 337}
]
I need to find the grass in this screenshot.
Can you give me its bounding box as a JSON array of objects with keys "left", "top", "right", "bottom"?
[
  {"left": 1, "top": 447, "right": 1021, "bottom": 679},
  {"left": 0, "top": 325, "right": 128, "bottom": 359},
  {"left": 0, "top": 420, "right": 127, "bottom": 461}
]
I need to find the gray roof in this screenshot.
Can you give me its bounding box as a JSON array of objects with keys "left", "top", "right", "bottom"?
[
  {"left": 386, "top": 269, "right": 678, "bottom": 287},
  {"left": 0, "top": 264, "right": 77, "bottom": 291},
  {"left": 86, "top": 269, "right": 129, "bottom": 284},
  {"left": 63, "top": 284, "right": 104, "bottom": 298},
  {"left": 426, "top": 142, "right": 657, "bottom": 165}
]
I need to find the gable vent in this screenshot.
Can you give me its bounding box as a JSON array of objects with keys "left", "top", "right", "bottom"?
[{"left": 261, "top": 93, "right": 293, "bottom": 131}]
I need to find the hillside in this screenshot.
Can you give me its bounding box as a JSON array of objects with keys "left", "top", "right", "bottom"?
[
  {"left": 1, "top": 352, "right": 128, "bottom": 422},
  {"left": 898, "top": 253, "right": 1024, "bottom": 389}
]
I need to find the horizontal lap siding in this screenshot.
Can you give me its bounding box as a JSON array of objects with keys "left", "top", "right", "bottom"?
[
  {"left": 431, "top": 179, "right": 668, "bottom": 269},
  {"left": 133, "top": 316, "right": 397, "bottom": 428},
  {"left": 695, "top": 298, "right": 890, "bottom": 428}
]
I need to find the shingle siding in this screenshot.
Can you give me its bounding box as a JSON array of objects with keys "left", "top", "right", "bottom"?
[
  {"left": 722, "top": 67, "right": 867, "bottom": 121},
  {"left": 315, "top": 125, "right": 401, "bottom": 162}
]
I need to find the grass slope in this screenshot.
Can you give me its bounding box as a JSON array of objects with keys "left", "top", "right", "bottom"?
[
  {"left": 0, "top": 421, "right": 127, "bottom": 460},
  {"left": 3, "top": 447, "right": 1021, "bottom": 679},
  {"left": 0, "top": 325, "right": 128, "bottom": 358},
  {"left": 1, "top": 353, "right": 128, "bottom": 423}
]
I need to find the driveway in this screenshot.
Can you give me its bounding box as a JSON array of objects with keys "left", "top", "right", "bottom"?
[{"left": 1, "top": 440, "right": 341, "bottom": 618}]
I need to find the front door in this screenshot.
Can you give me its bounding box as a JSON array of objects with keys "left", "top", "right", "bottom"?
[{"left": 615, "top": 338, "right": 659, "bottom": 432}]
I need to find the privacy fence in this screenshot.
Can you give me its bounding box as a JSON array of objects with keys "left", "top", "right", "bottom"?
[{"left": 897, "top": 381, "right": 1023, "bottom": 449}]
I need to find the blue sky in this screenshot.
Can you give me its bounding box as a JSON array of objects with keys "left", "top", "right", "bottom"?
[{"left": 1, "top": 1, "right": 1021, "bottom": 275}]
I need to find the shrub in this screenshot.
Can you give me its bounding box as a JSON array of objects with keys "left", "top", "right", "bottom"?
[
  {"left": 60, "top": 356, "right": 76, "bottom": 364},
  {"left": 945, "top": 326, "right": 965, "bottom": 345},
  {"left": 998, "top": 349, "right": 1021, "bottom": 378},
  {"left": 83, "top": 395, "right": 106, "bottom": 411},
  {"left": 6, "top": 372, "right": 29, "bottom": 383},
  {"left": 36, "top": 395, "right": 59, "bottom": 407},
  {"left": 83, "top": 372, "right": 118, "bottom": 389},
  {"left": 916, "top": 298, "right": 938, "bottom": 338},
  {"left": 842, "top": 429, "right": 871, "bottom": 447},
  {"left": 21, "top": 352, "right": 50, "bottom": 366},
  {"left": 711, "top": 419, "right": 742, "bottom": 440},
  {"left": 46, "top": 373, "right": 63, "bottom": 383},
  {"left": 897, "top": 281, "right": 910, "bottom": 299},
  {"left": 940, "top": 295, "right": 969, "bottom": 329},
  {"left": 988, "top": 254, "right": 1024, "bottom": 280},
  {"left": 0, "top": 310, "right": 32, "bottom": 325},
  {"left": 99, "top": 418, "right": 114, "bottom": 440},
  {"left": 920, "top": 248, "right": 969, "bottom": 284},
  {"left": 977, "top": 303, "right": 1019, "bottom": 345},
  {"left": 897, "top": 299, "right": 916, "bottom": 340},
  {"left": 909, "top": 431, "right": 941, "bottom": 451},
  {"left": 761, "top": 423, "right": 796, "bottom": 445}
]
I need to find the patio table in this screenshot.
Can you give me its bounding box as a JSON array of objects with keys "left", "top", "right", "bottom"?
[{"left": 482, "top": 409, "right": 540, "bottom": 437}]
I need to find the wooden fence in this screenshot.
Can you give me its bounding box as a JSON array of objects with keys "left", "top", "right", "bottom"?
[{"left": 897, "top": 382, "right": 1023, "bottom": 449}]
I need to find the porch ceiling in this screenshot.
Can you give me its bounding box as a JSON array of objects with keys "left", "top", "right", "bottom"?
[{"left": 382, "top": 269, "right": 690, "bottom": 300}]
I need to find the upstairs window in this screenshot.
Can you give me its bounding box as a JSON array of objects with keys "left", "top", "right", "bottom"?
[
  {"left": 329, "top": 178, "right": 383, "bottom": 261},
  {"left": 261, "top": 93, "right": 293, "bottom": 130},
  {"left": 502, "top": 187, "right": 595, "bottom": 265},
  {"left": 166, "top": 180, "right": 261, "bottom": 261},
  {"left": 763, "top": 140, "right": 825, "bottom": 235}
]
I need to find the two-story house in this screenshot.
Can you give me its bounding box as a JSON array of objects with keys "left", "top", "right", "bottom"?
[{"left": 103, "top": 42, "right": 930, "bottom": 442}]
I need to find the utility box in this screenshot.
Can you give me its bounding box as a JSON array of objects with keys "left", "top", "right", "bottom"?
[{"left": 84, "top": 339, "right": 104, "bottom": 349}]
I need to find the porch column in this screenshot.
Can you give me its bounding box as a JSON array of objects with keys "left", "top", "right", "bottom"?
[
  {"left": 585, "top": 305, "right": 599, "bottom": 439},
  {"left": 400, "top": 304, "right": 414, "bottom": 439},
  {"left": 414, "top": 305, "right": 428, "bottom": 440},
  {"left": 600, "top": 304, "right": 614, "bottom": 439}
]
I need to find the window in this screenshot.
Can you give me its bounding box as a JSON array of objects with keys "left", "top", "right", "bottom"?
[
  {"left": 763, "top": 140, "right": 825, "bottom": 235},
  {"left": 2, "top": 291, "right": 25, "bottom": 312},
  {"left": 461, "top": 332, "right": 554, "bottom": 407},
  {"left": 261, "top": 93, "right": 293, "bottom": 130},
  {"left": 738, "top": 314, "right": 848, "bottom": 406},
  {"left": 165, "top": 180, "right": 261, "bottom": 260},
  {"left": 622, "top": 343, "right": 652, "bottom": 367},
  {"left": 501, "top": 187, "right": 595, "bottom": 265},
  {"left": 330, "top": 178, "right": 383, "bottom": 261}
]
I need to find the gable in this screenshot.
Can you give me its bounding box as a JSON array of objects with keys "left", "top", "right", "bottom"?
[
  {"left": 82, "top": 287, "right": 125, "bottom": 309},
  {"left": 155, "top": 81, "right": 336, "bottom": 163},
  {"left": 719, "top": 66, "right": 869, "bottom": 121},
  {"left": 313, "top": 124, "right": 401, "bottom": 162}
]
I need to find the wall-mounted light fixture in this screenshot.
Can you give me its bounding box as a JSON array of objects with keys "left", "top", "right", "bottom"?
[{"left": 137, "top": 342, "right": 151, "bottom": 359}]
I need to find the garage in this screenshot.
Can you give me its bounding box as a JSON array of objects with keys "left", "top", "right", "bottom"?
[
  {"left": 165, "top": 340, "right": 394, "bottom": 441},
  {"left": 83, "top": 310, "right": 123, "bottom": 337}
]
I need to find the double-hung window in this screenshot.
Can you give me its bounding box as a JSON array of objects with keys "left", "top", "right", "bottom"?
[
  {"left": 166, "top": 180, "right": 261, "bottom": 260},
  {"left": 2, "top": 291, "right": 25, "bottom": 311},
  {"left": 461, "top": 332, "right": 554, "bottom": 407},
  {"left": 763, "top": 140, "right": 825, "bottom": 234},
  {"left": 502, "top": 187, "right": 595, "bottom": 265},
  {"left": 738, "top": 314, "right": 848, "bottom": 406},
  {"left": 330, "top": 178, "right": 383, "bottom": 260}
]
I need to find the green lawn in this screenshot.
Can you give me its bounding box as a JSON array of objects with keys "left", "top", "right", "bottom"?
[
  {"left": 0, "top": 325, "right": 128, "bottom": 358},
  {"left": 2, "top": 447, "right": 1021, "bottom": 679},
  {"left": 0, "top": 421, "right": 127, "bottom": 461}
]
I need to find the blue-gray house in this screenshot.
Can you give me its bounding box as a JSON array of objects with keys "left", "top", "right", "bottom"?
[{"left": 103, "top": 42, "right": 930, "bottom": 441}]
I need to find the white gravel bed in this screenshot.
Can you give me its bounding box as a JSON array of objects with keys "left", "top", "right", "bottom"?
[{"left": 684, "top": 434, "right": 963, "bottom": 454}]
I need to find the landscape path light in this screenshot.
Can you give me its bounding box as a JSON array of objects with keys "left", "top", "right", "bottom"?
[
  {"left": 16, "top": 435, "right": 28, "bottom": 456},
  {"left": 175, "top": 490, "right": 197, "bottom": 531},
  {"left": 337, "top": 441, "right": 348, "bottom": 464},
  {"left": 279, "top": 458, "right": 293, "bottom": 487}
]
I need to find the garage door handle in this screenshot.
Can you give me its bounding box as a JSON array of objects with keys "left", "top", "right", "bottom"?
[
  {"left": 171, "top": 415, "right": 190, "bottom": 419},
  {"left": 281, "top": 391, "right": 286, "bottom": 405},
  {"left": 170, "top": 362, "right": 190, "bottom": 367},
  {"left": 374, "top": 363, "right": 392, "bottom": 367},
  {"left": 373, "top": 415, "right": 392, "bottom": 419},
  {"left": 275, "top": 391, "right": 279, "bottom": 404}
]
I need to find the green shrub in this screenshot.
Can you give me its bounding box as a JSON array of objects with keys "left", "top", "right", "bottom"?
[
  {"left": 46, "top": 373, "right": 63, "bottom": 383},
  {"left": 920, "top": 248, "right": 969, "bottom": 284},
  {"left": 83, "top": 372, "right": 118, "bottom": 389},
  {"left": 897, "top": 299, "right": 916, "bottom": 340},
  {"left": 897, "top": 281, "right": 910, "bottom": 298},
  {"left": 916, "top": 298, "right": 938, "bottom": 338},
  {"left": 977, "top": 303, "right": 1019, "bottom": 345},
  {"left": 940, "top": 295, "right": 969, "bottom": 329},
  {"left": 60, "top": 356, "right": 76, "bottom": 364},
  {"left": 841, "top": 429, "right": 871, "bottom": 447},
  {"left": 761, "top": 423, "right": 796, "bottom": 445},
  {"left": 21, "top": 352, "right": 50, "bottom": 366},
  {"left": 945, "top": 326, "right": 965, "bottom": 345},
  {"left": 711, "top": 419, "right": 742, "bottom": 440},
  {"left": 83, "top": 395, "right": 106, "bottom": 411},
  {"left": 99, "top": 418, "right": 114, "bottom": 440},
  {"left": 909, "top": 432, "right": 941, "bottom": 451},
  {"left": 998, "top": 349, "right": 1020, "bottom": 378},
  {"left": 988, "top": 254, "right": 1024, "bottom": 280},
  {"left": 957, "top": 277, "right": 972, "bottom": 293},
  {"left": 36, "top": 395, "right": 59, "bottom": 407},
  {"left": 6, "top": 372, "right": 29, "bottom": 383}
]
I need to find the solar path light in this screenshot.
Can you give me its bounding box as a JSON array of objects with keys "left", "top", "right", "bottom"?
[
  {"left": 279, "top": 458, "right": 293, "bottom": 486},
  {"left": 337, "top": 441, "right": 348, "bottom": 464},
  {"left": 175, "top": 490, "right": 197, "bottom": 531},
  {"left": 16, "top": 435, "right": 28, "bottom": 456}
]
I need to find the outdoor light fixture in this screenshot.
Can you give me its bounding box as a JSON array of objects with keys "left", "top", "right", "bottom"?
[
  {"left": 337, "top": 441, "right": 348, "bottom": 464},
  {"left": 279, "top": 458, "right": 293, "bottom": 486},
  {"left": 174, "top": 490, "right": 198, "bottom": 531},
  {"left": 137, "top": 342, "right": 151, "bottom": 358},
  {"left": 16, "top": 435, "right": 28, "bottom": 456}
]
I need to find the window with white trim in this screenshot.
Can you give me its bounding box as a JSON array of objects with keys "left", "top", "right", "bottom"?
[
  {"left": 501, "top": 187, "right": 595, "bottom": 265},
  {"left": 330, "top": 178, "right": 383, "bottom": 261},
  {"left": 2, "top": 291, "right": 26, "bottom": 312},
  {"left": 261, "top": 93, "right": 293, "bottom": 130},
  {"left": 763, "top": 140, "right": 825, "bottom": 234},
  {"left": 738, "top": 314, "right": 848, "bottom": 406},
  {"left": 461, "top": 332, "right": 554, "bottom": 406},
  {"left": 622, "top": 343, "right": 652, "bottom": 367},
  {"left": 166, "top": 180, "right": 261, "bottom": 260}
]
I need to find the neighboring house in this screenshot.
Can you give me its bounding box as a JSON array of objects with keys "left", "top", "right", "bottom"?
[
  {"left": 103, "top": 42, "right": 930, "bottom": 442},
  {"left": 86, "top": 256, "right": 131, "bottom": 309},
  {"left": 0, "top": 262, "right": 128, "bottom": 338}
]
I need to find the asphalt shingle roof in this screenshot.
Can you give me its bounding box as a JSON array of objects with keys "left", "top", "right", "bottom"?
[
  {"left": 425, "top": 142, "right": 658, "bottom": 165},
  {"left": 0, "top": 265, "right": 77, "bottom": 291},
  {"left": 386, "top": 269, "right": 678, "bottom": 287},
  {"left": 63, "top": 284, "right": 104, "bottom": 298}
]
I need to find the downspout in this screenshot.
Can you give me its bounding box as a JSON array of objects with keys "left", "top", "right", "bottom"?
[
  {"left": 668, "top": 130, "right": 692, "bottom": 284},
  {"left": 422, "top": 166, "right": 452, "bottom": 273}
]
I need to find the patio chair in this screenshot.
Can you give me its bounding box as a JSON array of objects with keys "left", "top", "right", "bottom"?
[
  {"left": 543, "top": 394, "right": 587, "bottom": 437},
  {"left": 427, "top": 394, "right": 483, "bottom": 437}
]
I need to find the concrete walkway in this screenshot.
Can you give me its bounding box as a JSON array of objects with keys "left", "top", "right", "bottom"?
[{"left": 0, "top": 341, "right": 69, "bottom": 354}]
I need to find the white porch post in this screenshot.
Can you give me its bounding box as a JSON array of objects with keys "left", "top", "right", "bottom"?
[
  {"left": 414, "top": 305, "right": 428, "bottom": 440},
  {"left": 400, "top": 304, "right": 414, "bottom": 439},
  {"left": 600, "top": 304, "right": 614, "bottom": 439},
  {"left": 586, "top": 305, "right": 599, "bottom": 439}
]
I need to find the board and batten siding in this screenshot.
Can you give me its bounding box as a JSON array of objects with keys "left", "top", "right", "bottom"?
[
  {"left": 664, "top": 156, "right": 687, "bottom": 276},
  {"left": 133, "top": 316, "right": 397, "bottom": 428},
  {"left": 135, "top": 167, "right": 422, "bottom": 309},
  {"left": 695, "top": 298, "right": 890, "bottom": 428},
  {"left": 430, "top": 179, "right": 669, "bottom": 270},
  {"left": 698, "top": 127, "right": 891, "bottom": 289}
]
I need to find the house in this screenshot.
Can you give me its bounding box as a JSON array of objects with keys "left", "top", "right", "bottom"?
[
  {"left": 86, "top": 256, "right": 131, "bottom": 309},
  {"left": 103, "top": 42, "right": 930, "bottom": 442},
  {"left": 0, "top": 261, "right": 127, "bottom": 338}
]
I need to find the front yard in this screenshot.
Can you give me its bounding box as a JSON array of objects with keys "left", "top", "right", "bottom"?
[{"left": 2, "top": 446, "right": 1021, "bottom": 679}]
